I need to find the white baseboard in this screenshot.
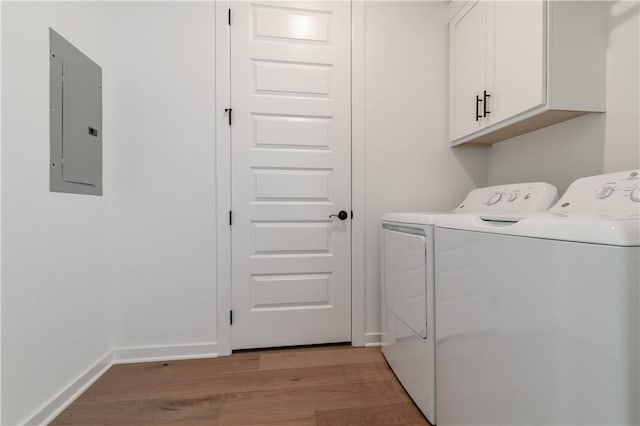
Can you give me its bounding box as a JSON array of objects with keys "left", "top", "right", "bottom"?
[
  {"left": 112, "top": 342, "right": 218, "bottom": 364},
  {"left": 25, "top": 352, "right": 113, "bottom": 426},
  {"left": 23, "top": 342, "right": 218, "bottom": 425},
  {"left": 364, "top": 332, "right": 382, "bottom": 347}
]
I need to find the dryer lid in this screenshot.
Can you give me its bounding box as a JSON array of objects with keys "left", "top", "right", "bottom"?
[
  {"left": 382, "top": 182, "right": 558, "bottom": 225},
  {"left": 452, "top": 182, "right": 558, "bottom": 214}
]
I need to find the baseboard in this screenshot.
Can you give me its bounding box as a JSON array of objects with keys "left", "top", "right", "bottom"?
[
  {"left": 112, "top": 342, "right": 218, "bottom": 364},
  {"left": 25, "top": 352, "right": 113, "bottom": 426},
  {"left": 364, "top": 332, "right": 382, "bottom": 347},
  {"left": 22, "top": 342, "right": 218, "bottom": 425}
]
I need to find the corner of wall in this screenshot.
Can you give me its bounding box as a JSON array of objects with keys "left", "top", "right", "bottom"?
[{"left": 23, "top": 352, "right": 112, "bottom": 426}]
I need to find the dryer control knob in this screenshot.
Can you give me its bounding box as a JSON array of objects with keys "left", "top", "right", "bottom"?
[
  {"left": 507, "top": 192, "right": 518, "bottom": 202},
  {"left": 487, "top": 192, "right": 503, "bottom": 205},
  {"left": 631, "top": 187, "right": 640, "bottom": 202},
  {"left": 596, "top": 186, "right": 615, "bottom": 199}
]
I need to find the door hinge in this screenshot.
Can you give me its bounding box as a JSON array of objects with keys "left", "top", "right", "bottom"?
[
  {"left": 229, "top": 210, "right": 233, "bottom": 226},
  {"left": 224, "top": 108, "right": 232, "bottom": 126},
  {"left": 228, "top": 8, "right": 231, "bottom": 26},
  {"left": 229, "top": 310, "right": 233, "bottom": 325}
]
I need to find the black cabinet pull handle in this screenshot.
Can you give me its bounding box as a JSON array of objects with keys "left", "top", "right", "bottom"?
[
  {"left": 329, "top": 210, "right": 349, "bottom": 221},
  {"left": 224, "top": 108, "right": 232, "bottom": 125},
  {"left": 483, "top": 90, "right": 491, "bottom": 117},
  {"left": 475, "top": 95, "right": 483, "bottom": 121}
]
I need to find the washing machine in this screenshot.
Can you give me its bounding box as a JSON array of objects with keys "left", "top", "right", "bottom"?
[
  {"left": 435, "top": 170, "right": 640, "bottom": 426},
  {"left": 380, "top": 182, "right": 558, "bottom": 424}
]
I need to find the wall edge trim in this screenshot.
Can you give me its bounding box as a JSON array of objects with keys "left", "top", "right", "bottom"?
[
  {"left": 364, "top": 332, "right": 382, "bottom": 347},
  {"left": 24, "top": 352, "right": 113, "bottom": 426},
  {"left": 112, "top": 342, "right": 219, "bottom": 364}
]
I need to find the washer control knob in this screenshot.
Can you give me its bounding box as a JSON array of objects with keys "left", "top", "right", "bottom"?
[
  {"left": 596, "top": 186, "right": 615, "bottom": 199},
  {"left": 507, "top": 192, "right": 518, "bottom": 202},
  {"left": 487, "top": 192, "right": 503, "bottom": 205},
  {"left": 631, "top": 187, "right": 640, "bottom": 202}
]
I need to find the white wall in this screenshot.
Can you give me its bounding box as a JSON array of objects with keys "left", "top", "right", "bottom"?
[
  {"left": 1, "top": 3, "right": 113, "bottom": 424},
  {"left": 603, "top": 1, "right": 640, "bottom": 173},
  {"left": 1, "top": 2, "right": 216, "bottom": 422},
  {"left": 110, "top": 2, "right": 217, "bottom": 353},
  {"left": 488, "top": 1, "right": 639, "bottom": 193},
  {"left": 363, "top": 1, "right": 489, "bottom": 339}
]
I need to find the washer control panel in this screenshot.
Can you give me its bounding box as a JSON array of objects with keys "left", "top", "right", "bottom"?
[
  {"left": 548, "top": 170, "right": 640, "bottom": 218},
  {"left": 453, "top": 182, "right": 558, "bottom": 214}
]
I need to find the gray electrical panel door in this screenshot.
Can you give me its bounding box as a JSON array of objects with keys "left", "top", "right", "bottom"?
[{"left": 50, "top": 28, "right": 102, "bottom": 195}]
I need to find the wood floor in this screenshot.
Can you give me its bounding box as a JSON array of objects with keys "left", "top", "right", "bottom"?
[{"left": 52, "top": 344, "right": 431, "bottom": 425}]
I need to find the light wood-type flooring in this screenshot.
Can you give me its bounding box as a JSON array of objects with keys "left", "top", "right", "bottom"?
[{"left": 52, "top": 344, "right": 431, "bottom": 425}]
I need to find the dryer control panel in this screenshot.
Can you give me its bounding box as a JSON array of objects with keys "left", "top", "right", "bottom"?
[
  {"left": 548, "top": 170, "right": 640, "bottom": 218},
  {"left": 453, "top": 182, "right": 558, "bottom": 214}
]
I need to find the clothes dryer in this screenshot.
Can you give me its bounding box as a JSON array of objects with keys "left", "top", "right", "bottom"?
[
  {"left": 435, "top": 170, "right": 640, "bottom": 425},
  {"left": 381, "top": 182, "right": 558, "bottom": 424}
]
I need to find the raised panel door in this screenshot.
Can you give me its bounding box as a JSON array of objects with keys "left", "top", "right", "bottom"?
[{"left": 230, "top": 1, "right": 351, "bottom": 350}]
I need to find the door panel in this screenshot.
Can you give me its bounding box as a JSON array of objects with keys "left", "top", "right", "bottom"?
[
  {"left": 450, "top": 0, "right": 487, "bottom": 141},
  {"left": 231, "top": 1, "right": 351, "bottom": 350},
  {"left": 489, "top": 0, "right": 545, "bottom": 125},
  {"left": 383, "top": 229, "right": 427, "bottom": 339}
]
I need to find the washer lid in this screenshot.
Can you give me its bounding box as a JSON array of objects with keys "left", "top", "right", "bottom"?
[{"left": 435, "top": 214, "right": 640, "bottom": 247}]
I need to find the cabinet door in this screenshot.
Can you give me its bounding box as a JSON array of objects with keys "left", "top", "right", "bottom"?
[
  {"left": 487, "top": 0, "right": 546, "bottom": 125},
  {"left": 449, "top": 0, "right": 487, "bottom": 141}
]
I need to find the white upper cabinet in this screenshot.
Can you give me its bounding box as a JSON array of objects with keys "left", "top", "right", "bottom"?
[
  {"left": 449, "top": 0, "right": 607, "bottom": 146},
  {"left": 450, "top": 0, "right": 487, "bottom": 141},
  {"left": 489, "top": 1, "right": 545, "bottom": 125}
]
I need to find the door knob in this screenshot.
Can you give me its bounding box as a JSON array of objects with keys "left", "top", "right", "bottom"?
[{"left": 329, "top": 210, "right": 349, "bottom": 220}]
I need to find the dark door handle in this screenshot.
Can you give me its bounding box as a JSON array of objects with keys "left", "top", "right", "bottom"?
[
  {"left": 483, "top": 90, "right": 491, "bottom": 117},
  {"left": 329, "top": 210, "right": 349, "bottom": 220},
  {"left": 475, "top": 95, "right": 483, "bottom": 121}
]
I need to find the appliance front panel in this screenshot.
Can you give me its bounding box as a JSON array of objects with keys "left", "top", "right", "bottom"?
[
  {"left": 383, "top": 226, "right": 428, "bottom": 338},
  {"left": 381, "top": 310, "right": 436, "bottom": 423},
  {"left": 435, "top": 227, "right": 640, "bottom": 426}
]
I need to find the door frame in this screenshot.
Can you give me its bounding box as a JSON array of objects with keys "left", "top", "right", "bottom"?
[{"left": 215, "top": 0, "right": 366, "bottom": 356}]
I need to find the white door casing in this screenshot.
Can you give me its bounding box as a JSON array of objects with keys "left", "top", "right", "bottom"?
[{"left": 229, "top": 1, "right": 352, "bottom": 350}]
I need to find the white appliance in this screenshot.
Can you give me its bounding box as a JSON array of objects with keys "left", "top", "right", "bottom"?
[
  {"left": 435, "top": 170, "right": 640, "bottom": 426},
  {"left": 381, "top": 183, "right": 558, "bottom": 424}
]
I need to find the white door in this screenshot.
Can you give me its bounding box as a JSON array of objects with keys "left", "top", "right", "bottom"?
[
  {"left": 488, "top": 0, "right": 545, "bottom": 125},
  {"left": 449, "top": 0, "right": 487, "bottom": 141},
  {"left": 230, "top": 1, "right": 352, "bottom": 350}
]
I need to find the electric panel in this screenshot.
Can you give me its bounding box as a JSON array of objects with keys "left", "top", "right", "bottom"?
[{"left": 50, "top": 28, "right": 102, "bottom": 195}]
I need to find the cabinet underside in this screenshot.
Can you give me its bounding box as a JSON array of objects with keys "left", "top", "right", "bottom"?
[{"left": 450, "top": 109, "right": 590, "bottom": 146}]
